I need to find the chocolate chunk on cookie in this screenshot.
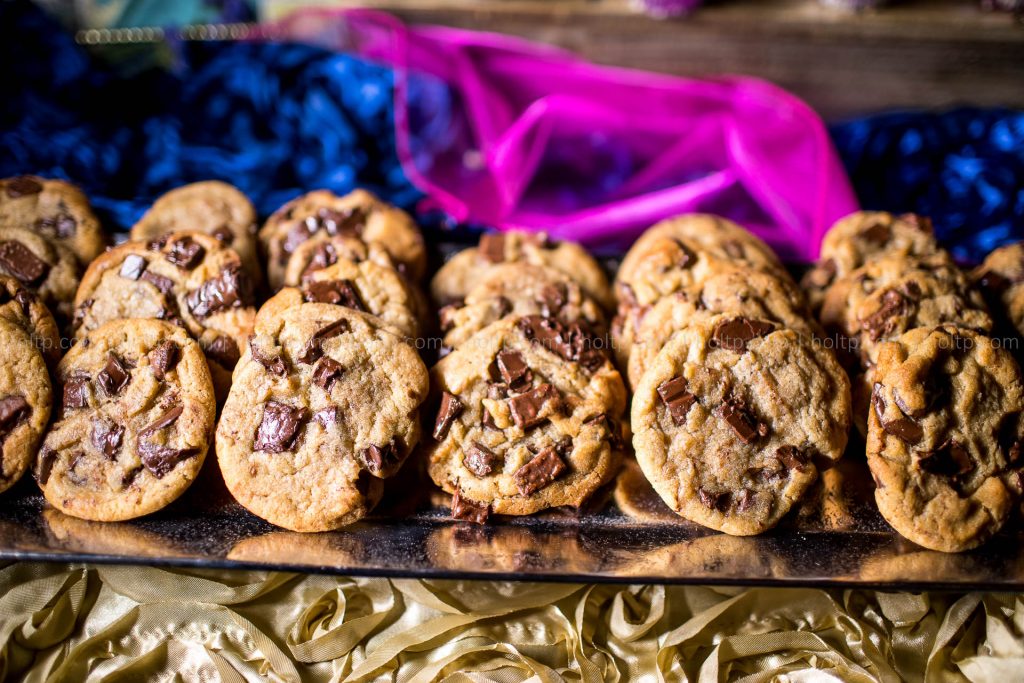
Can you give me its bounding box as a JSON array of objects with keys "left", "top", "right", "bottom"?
[
  {"left": 0, "top": 226, "right": 80, "bottom": 320},
  {"left": 37, "top": 320, "right": 214, "bottom": 521},
  {"left": 0, "top": 318, "right": 51, "bottom": 495},
  {"left": 426, "top": 314, "right": 627, "bottom": 516},
  {"left": 631, "top": 314, "right": 851, "bottom": 535},
  {"left": 971, "top": 241, "right": 1024, "bottom": 341},
  {"left": 867, "top": 326, "right": 1024, "bottom": 552},
  {"left": 216, "top": 302, "right": 428, "bottom": 532},
  {"left": 0, "top": 275, "right": 61, "bottom": 367}
]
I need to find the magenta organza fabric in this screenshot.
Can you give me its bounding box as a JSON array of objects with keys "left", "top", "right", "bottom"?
[{"left": 275, "top": 9, "right": 858, "bottom": 259}]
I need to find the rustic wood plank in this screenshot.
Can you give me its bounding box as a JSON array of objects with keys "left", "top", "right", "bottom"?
[{"left": 266, "top": 0, "right": 1024, "bottom": 119}]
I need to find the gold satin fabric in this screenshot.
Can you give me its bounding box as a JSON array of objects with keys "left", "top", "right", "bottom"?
[{"left": 1, "top": 563, "right": 1020, "bottom": 681}]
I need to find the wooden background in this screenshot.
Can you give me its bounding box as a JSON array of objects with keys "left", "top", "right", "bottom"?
[{"left": 266, "top": 0, "right": 1024, "bottom": 120}]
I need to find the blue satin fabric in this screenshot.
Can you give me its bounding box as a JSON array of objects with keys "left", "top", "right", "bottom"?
[{"left": 0, "top": 1, "right": 421, "bottom": 231}]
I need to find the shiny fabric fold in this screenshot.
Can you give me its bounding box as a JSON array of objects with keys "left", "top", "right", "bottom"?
[{"left": 0, "top": 564, "right": 1020, "bottom": 681}]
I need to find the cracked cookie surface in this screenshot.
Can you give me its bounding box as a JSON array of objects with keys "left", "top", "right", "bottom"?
[
  {"left": 130, "top": 181, "right": 262, "bottom": 288},
  {"left": 217, "top": 303, "right": 428, "bottom": 532},
  {"left": 631, "top": 314, "right": 851, "bottom": 535},
  {"left": 37, "top": 319, "right": 214, "bottom": 521},
  {"left": 0, "top": 318, "right": 51, "bottom": 495},
  {"left": 0, "top": 175, "right": 106, "bottom": 266},
  {"left": 426, "top": 315, "right": 627, "bottom": 518},
  {"left": 867, "top": 326, "right": 1024, "bottom": 552}
]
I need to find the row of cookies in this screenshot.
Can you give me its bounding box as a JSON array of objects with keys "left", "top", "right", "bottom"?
[
  {"left": 613, "top": 215, "right": 852, "bottom": 536},
  {"left": 804, "top": 212, "right": 1024, "bottom": 552},
  {"left": 425, "top": 231, "right": 626, "bottom": 522}
]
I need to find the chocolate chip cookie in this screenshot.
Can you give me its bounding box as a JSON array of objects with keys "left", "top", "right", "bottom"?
[
  {"left": 624, "top": 268, "right": 816, "bottom": 389},
  {"left": 216, "top": 302, "right": 429, "bottom": 532},
  {"left": 615, "top": 214, "right": 789, "bottom": 312},
  {"left": 867, "top": 326, "right": 1024, "bottom": 552},
  {"left": 426, "top": 314, "right": 627, "bottom": 519},
  {"left": 439, "top": 263, "right": 608, "bottom": 352},
  {"left": 130, "top": 181, "right": 262, "bottom": 288},
  {"left": 73, "top": 231, "right": 257, "bottom": 398},
  {"left": 0, "top": 318, "right": 52, "bottom": 495},
  {"left": 631, "top": 314, "right": 851, "bottom": 535},
  {"left": 0, "top": 175, "right": 107, "bottom": 266},
  {"left": 431, "top": 231, "right": 615, "bottom": 310},
  {"left": 260, "top": 189, "right": 426, "bottom": 289},
  {"left": 0, "top": 275, "right": 61, "bottom": 368},
  {"left": 258, "top": 256, "right": 422, "bottom": 341},
  {"left": 820, "top": 252, "right": 991, "bottom": 371},
  {"left": 0, "top": 225, "right": 80, "bottom": 320},
  {"left": 803, "top": 211, "right": 939, "bottom": 312},
  {"left": 971, "top": 241, "right": 1024, "bottom": 341},
  {"left": 37, "top": 319, "right": 215, "bottom": 521}
]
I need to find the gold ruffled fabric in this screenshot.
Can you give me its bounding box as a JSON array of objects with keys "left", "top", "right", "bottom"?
[{"left": 1, "top": 563, "right": 1020, "bottom": 681}]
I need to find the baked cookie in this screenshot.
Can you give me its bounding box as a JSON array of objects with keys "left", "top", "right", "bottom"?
[
  {"left": 867, "top": 326, "right": 1024, "bottom": 552},
  {"left": 431, "top": 231, "right": 614, "bottom": 310},
  {"left": 426, "top": 315, "right": 627, "bottom": 519},
  {"left": 72, "top": 231, "right": 257, "bottom": 397},
  {"left": 0, "top": 319, "right": 52, "bottom": 495},
  {"left": 820, "top": 252, "right": 991, "bottom": 371},
  {"left": 439, "top": 263, "right": 607, "bottom": 352},
  {"left": 216, "top": 303, "right": 428, "bottom": 532},
  {"left": 615, "top": 214, "right": 788, "bottom": 312},
  {"left": 803, "top": 211, "right": 939, "bottom": 312},
  {"left": 282, "top": 233, "right": 396, "bottom": 286},
  {"left": 623, "top": 268, "right": 816, "bottom": 388},
  {"left": 0, "top": 225, "right": 80, "bottom": 320},
  {"left": 0, "top": 275, "right": 61, "bottom": 367},
  {"left": 971, "top": 241, "right": 1024, "bottom": 341},
  {"left": 0, "top": 175, "right": 106, "bottom": 265},
  {"left": 36, "top": 319, "right": 215, "bottom": 521},
  {"left": 631, "top": 314, "right": 851, "bottom": 535},
  {"left": 259, "top": 189, "right": 425, "bottom": 289},
  {"left": 130, "top": 181, "right": 263, "bottom": 288},
  {"left": 258, "top": 256, "right": 422, "bottom": 341}
]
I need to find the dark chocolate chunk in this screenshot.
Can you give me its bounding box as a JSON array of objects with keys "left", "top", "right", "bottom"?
[
  {"left": 90, "top": 420, "right": 124, "bottom": 459},
  {"left": 248, "top": 338, "right": 287, "bottom": 376},
  {"left": 801, "top": 258, "right": 837, "bottom": 291},
  {"left": 508, "top": 383, "right": 561, "bottom": 430},
  {"left": 148, "top": 340, "right": 181, "bottom": 380},
  {"left": 672, "top": 239, "right": 696, "bottom": 268},
  {"left": 317, "top": 206, "right": 367, "bottom": 237},
  {"left": 451, "top": 489, "right": 489, "bottom": 524},
  {"left": 204, "top": 335, "right": 240, "bottom": 369},
  {"left": 282, "top": 222, "right": 313, "bottom": 260},
  {"left": 141, "top": 270, "right": 174, "bottom": 293},
  {"left": 871, "top": 383, "right": 923, "bottom": 444},
  {"left": 312, "top": 357, "right": 345, "bottom": 392},
  {"left": 479, "top": 233, "right": 506, "bottom": 263},
  {"left": 711, "top": 317, "right": 775, "bottom": 352},
  {"left": 301, "top": 243, "right": 338, "bottom": 279},
  {"left": 98, "top": 354, "right": 132, "bottom": 396},
  {"left": 36, "top": 213, "right": 77, "bottom": 238},
  {"left": 496, "top": 350, "right": 532, "bottom": 392},
  {"left": 297, "top": 318, "right": 350, "bottom": 364},
  {"left": 862, "top": 289, "right": 912, "bottom": 342},
  {"left": 0, "top": 241, "right": 49, "bottom": 285},
  {"left": 517, "top": 315, "right": 606, "bottom": 371},
  {"left": 186, "top": 265, "right": 252, "bottom": 319},
  {"left": 860, "top": 221, "right": 891, "bottom": 245},
  {"left": 138, "top": 441, "right": 199, "bottom": 478},
  {"left": 35, "top": 446, "right": 56, "bottom": 485},
  {"left": 303, "top": 279, "right": 366, "bottom": 312},
  {"left": 312, "top": 406, "right": 341, "bottom": 428},
  {"left": 464, "top": 441, "right": 502, "bottom": 477},
  {"left": 165, "top": 236, "right": 205, "bottom": 270},
  {"left": 62, "top": 374, "right": 90, "bottom": 411},
  {"left": 359, "top": 439, "right": 400, "bottom": 476},
  {"left": 513, "top": 447, "right": 567, "bottom": 495},
  {"left": 735, "top": 488, "right": 756, "bottom": 512},
  {"left": 539, "top": 283, "right": 567, "bottom": 317},
  {"left": 775, "top": 445, "right": 808, "bottom": 472},
  {"left": 698, "top": 488, "right": 730, "bottom": 512},
  {"left": 12, "top": 288, "right": 35, "bottom": 316},
  {"left": 482, "top": 405, "right": 500, "bottom": 431},
  {"left": 438, "top": 301, "right": 462, "bottom": 333},
  {"left": 0, "top": 395, "right": 29, "bottom": 445},
  {"left": 713, "top": 397, "right": 768, "bottom": 444},
  {"left": 584, "top": 413, "right": 623, "bottom": 450},
  {"left": 211, "top": 225, "right": 234, "bottom": 245},
  {"left": 146, "top": 235, "right": 170, "bottom": 251},
  {"left": 254, "top": 401, "right": 309, "bottom": 453},
  {"left": 657, "top": 375, "right": 696, "bottom": 425},
  {"left": 917, "top": 439, "right": 974, "bottom": 479},
  {"left": 433, "top": 391, "right": 463, "bottom": 440},
  {"left": 121, "top": 466, "right": 143, "bottom": 489},
  {"left": 977, "top": 269, "right": 1011, "bottom": 295},
  {"left": 139, "top": 405, "right": 183, "bottom": 438},
  {"left": 119, "top": 254, "right": 148, "bottom": 280},
  {"left": 5, "top": 176, "right": 42, "bottom": 198}
]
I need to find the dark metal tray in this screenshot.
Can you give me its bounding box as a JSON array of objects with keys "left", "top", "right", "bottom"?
[{"left": 2, "top": 244, "right": 1023, "bottom": 590}]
